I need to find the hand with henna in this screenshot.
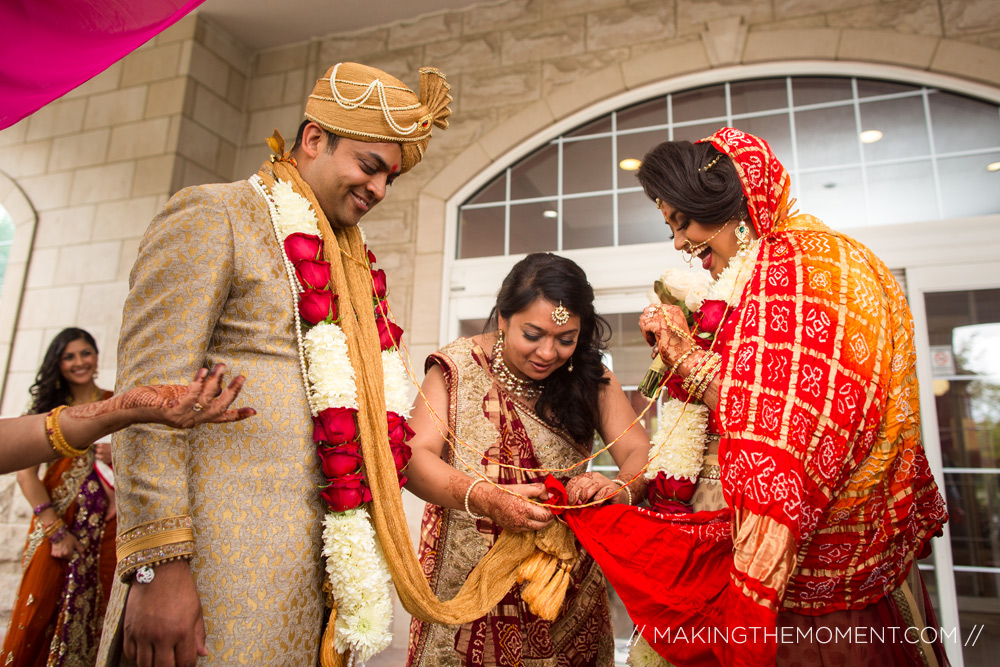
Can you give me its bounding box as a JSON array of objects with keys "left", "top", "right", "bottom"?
[
  {"left": 67, "top": 363, "right": 253, "bottom": 431},
  {"left": 566, "top": 471, "right": 630, "bottom": 506},
  {"left": 0, "top": 365, "right": 256, "bottom": 475},
  {"left": 639, "top": 304, "right": 694, "bottom": 368},
  {"left": 468, "top": 482, "right": 555, "bottom": 533}
]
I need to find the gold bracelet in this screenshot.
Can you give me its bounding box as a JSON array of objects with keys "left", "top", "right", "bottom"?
[
  {"left": 691, "top": 353, "right": 723, "bottom": 400},
  {"left": 693, "top": 355, "right": 723, "bottom": 400},
  {"left": 612, "top": 479, "right": 633, "bottom": 505},
  {"left": 668, "top": 347, "right": 697, "bottom": 376},
  {"left": 681, "top": 351, "right": 712, "bottom": 394},
  {"left": 683, "top": 351, "right": 721, "bottom": 397},
  {"left": 42, "top": 517, "right": 65, "bottom": 538},
  {"left": 45, "top": 406, "right": 89, "bottom": 458}
]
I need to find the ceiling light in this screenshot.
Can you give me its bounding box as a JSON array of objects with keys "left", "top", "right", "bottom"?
[
  {"left": 543, "top": 210, "right": 558, "bottom": 219},
  {"left": 987, "top": 161, "right": 1000, "bottom": 172},
  {"left": 619, "top": 158, "right": 641, "bottom": 171},
  {"left": 859, "top": 130, "right": 883, "bottom": 144}
]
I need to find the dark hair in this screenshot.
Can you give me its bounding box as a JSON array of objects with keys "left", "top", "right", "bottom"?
[
  {"left": 486, "top": 253, "right": 611, "bottom": 444},
  {"left": 637, "top": 141, "right": 747, "bottom": 226},
  {"left": 29, "top": 327, "right": 98, "bottom": 414},
  {"left": 291, "top": 119, "right": 341, "bottom": 154}
]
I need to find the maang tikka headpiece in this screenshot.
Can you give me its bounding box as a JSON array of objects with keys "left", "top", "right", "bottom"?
[{"left": 551, "top": 301, "right": 570, "bottom": 326}]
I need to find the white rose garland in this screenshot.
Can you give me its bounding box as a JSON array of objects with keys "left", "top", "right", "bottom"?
[
  {"left": 645, "top": 400, "right": 710, "bottom": 482},
  {"left": 252, "top": 174, "right": 403, "bottom": 662},
  {"left": 633, "top": 239, "right": 761, "bottom": 662}
]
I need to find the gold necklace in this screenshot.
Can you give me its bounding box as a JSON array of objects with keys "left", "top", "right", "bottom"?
[{"left": 491, "top": 337, "right": 543, "bottom": 400}]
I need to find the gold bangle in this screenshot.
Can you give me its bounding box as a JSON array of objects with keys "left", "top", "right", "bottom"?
[
  {"left": 46, "top": 406, "right": 89, "bottom": 458},
  {"left": 42, "top": 517, "right": 65, "bottom": 538},
  {"left": 681, "top": 351, "right": 711, "bottom": 393},
  {"left": 668, "top": 347, "right": 696, "bottom": 376},
  {"left": 694, "top": 356, "right": 723, "bottom": 400},
  {"left": 683, "top": 351, "right": 721, "bottom": 397},
  {"left": 691, "top": 353, "right": 722, "bottom": 400}
]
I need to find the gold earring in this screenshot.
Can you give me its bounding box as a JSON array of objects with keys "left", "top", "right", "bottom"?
[
  {"left": 567, "top": 358, "right": 574, "bottom": 373},
  {"left": 735, "top": 220, "right": 751, "bottom": 257}
]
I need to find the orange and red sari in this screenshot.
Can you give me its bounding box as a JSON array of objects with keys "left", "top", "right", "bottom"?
[
  {"left": 563, "top": 129, "right": 948, "bottom": 666},
  {"left": 2, "top": 393, "right": 117, "bottom": 667}
]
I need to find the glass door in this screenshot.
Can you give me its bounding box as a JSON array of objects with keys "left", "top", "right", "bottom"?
[{"left": 908, "top": 262, "right": 1000, "bottom": 667}]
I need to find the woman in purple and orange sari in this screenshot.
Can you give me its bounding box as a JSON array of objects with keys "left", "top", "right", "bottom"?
[
  {"left": 3, "top": 328, "right": 117, "bottom": 666},
  {"left": 566, "top": 128, "right": 950, "bottom": 666}
]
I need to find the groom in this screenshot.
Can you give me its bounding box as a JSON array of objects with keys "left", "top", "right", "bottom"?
[{"left": 99, "top": 62, "right": 450, "bottom": 666}]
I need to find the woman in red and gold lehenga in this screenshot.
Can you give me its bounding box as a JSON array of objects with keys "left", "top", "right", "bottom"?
[
  {"left": 565, "top": 128, "right": 949, "bottom": 667},
  {"left": 3, "top": 328, "right": 116, "bottom": 666}
]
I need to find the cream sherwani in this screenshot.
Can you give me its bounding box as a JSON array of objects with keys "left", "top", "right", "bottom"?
[{"left": 98, "top": 175, "right": 326, "bottom": 665}]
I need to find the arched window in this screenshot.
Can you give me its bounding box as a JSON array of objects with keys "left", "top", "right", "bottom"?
[
  {"left": 456, "top": 76, "right": 1000, "bottom": 259},
  {"left": 0, "top": 203, "right": 13, "bottom": 298}
]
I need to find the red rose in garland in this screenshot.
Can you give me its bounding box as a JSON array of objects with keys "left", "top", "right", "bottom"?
[
  {"left": 367, "top": 249, "right": 377, "bottom": 265},
  {"left": 296, "top": 259, "right": 332, "bottom": 290},
  {"left": 299, "top": 288, "right": 337, "bottom": 324},
  {"left": 375, "top": 314, "right": 404, "bottom": 351},
  {"left": 313, "top": 406, "right": 358, "bottom": 444},
  {"left": 317, "top": 441, "right": 363, "bottom": 478},
  {"left": 320, "top": 472, "right": 373, "bottom": 512},
  {"left": 371, "top": 269, "right": 387, "bottom": 299},
  {"left": 284, "top": 232, "right": 323, "bottom": 263},
  {"left": 646, "top": 471, "right": 696, "bottom": 514},
  {"left": 390, "top": 440, "right": 411, "bottom": 481},
  {"left": 386, "top": 411, "right": 415, "bottom": 444}
]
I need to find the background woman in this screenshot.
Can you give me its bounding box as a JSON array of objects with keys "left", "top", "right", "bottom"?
[
  {"left": 568, "top": 128, "right": 948, "bottom": 667},
  {"left": 5, "top": 328, "right": 119, "bottom": 665},
  {"left": 405, "top": 252, "right": 651, "bottom": 667}
]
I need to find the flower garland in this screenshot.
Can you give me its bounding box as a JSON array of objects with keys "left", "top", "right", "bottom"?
[
  {"left": 643, "top": 241, "right": 758, "bottom": 514},
  {"left": 633, "top": 242, "right": 758, "bottom": 667},
  {"left": 250, "top": 174, "right": 413, "bottom": 662}
]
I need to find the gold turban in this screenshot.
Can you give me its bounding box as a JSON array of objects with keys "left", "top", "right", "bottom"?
[{"left": 304, "top": 62, "right": 452, "bottom": 173}]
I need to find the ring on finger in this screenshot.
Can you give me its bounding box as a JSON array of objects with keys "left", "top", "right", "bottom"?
[{"left": 193, "top": 402, "right": 204, "bottom": 412}]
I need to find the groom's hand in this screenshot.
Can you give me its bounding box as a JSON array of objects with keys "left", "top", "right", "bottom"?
[{"left": 124, "top": 560, "right": 207, "bottom": 667}]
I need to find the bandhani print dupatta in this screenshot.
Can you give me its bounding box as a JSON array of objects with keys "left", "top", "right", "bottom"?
[{"left": 563, "top": 128, "right": 947, "bottom": 666}]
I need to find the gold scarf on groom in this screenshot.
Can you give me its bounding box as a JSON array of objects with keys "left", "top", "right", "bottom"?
[{"left": 256, "top": 158, "right": 577, "bottom": 665}]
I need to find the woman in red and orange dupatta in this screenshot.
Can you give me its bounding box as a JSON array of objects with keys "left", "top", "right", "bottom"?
[{"left": 562, "top": 128, "right": 949, "bottom": 667}]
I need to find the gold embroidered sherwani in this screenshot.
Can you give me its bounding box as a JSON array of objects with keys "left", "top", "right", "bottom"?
[{"left": 97, "top": 177, "right": 325, "bottom": 666}]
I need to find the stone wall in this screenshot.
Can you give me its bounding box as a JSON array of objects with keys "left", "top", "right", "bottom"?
[
  {"left": 0, "top": 14, "right": 252, "bottom": 638},
  {"left": 0, "top": 0, "right": 999, "bottom": 650},
  {"left": 234, "top": 0, "right": 1000, "bottom": 371}
]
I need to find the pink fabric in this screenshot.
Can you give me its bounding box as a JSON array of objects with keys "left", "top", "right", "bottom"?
[{"left": 0, "top": 0, "right": 205, "bottom": 129}]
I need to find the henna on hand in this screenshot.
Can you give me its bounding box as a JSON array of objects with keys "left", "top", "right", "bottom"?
[
  {"left": 65, "top": 386, "right": 188, "bottom": 421},
  {"left": 472, "top": 483, "right": 552, "bottom": 533},
  {"left": 63, "top": 366, "right": 254, "bottom": 434}
]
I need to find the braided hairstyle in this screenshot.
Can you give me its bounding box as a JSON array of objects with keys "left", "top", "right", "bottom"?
[
  {"left": 637, "top": 140, "right": 749, "bottom": 226},
  {"left": 28, "top": 327, "right": 98, "bottom": 415},
  {"left": 486, "top": 253, "right": 611, "bottom": 444}
]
